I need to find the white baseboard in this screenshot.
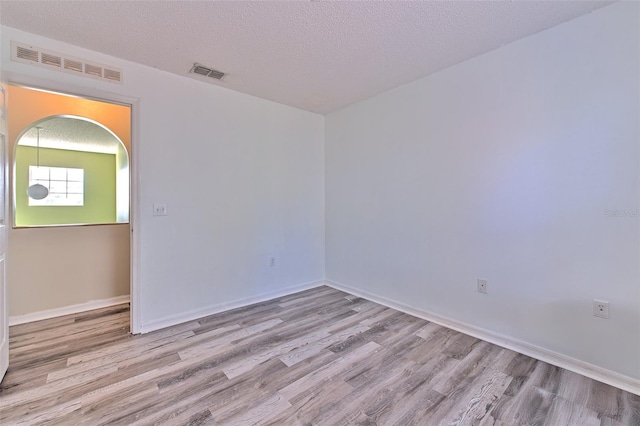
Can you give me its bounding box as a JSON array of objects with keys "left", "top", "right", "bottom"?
[
  {"left": 9, "top": 295, "right": 131, "bottom": 326},
  {"left": 139, "top": 280, "right": 325, "bottom": 334},
  {"left": 325, "top": 279, "right": 640, "bottom": 396}
]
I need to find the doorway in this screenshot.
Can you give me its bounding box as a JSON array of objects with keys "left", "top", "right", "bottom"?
[{"left": 7, "top": 84, "right": 133, "bottom": 330}]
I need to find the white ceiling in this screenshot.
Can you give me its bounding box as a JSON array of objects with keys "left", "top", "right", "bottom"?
[
  {"left": 18, "top": 116, "right": 122, "bottom": 154},
  {"left": 0, "top": 1, "right": 613, "bottom": 114}
]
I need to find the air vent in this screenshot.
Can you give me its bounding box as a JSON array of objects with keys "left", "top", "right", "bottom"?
[
  {"left": 16, "top": 46, "right": 38, "bottom": 62},
  {"left": 85, "top": 64, "right": 103, "bottom": 77},
  {"left": 11, "top": 41, "right": 122, "bottom": 84},
  {"left": 103, "top": 68, "right": 121, "bottom": 81},
  {"left": 41, "top": 53, "right": 62, "bottom": 67},
  {"left": 64, "top": 59, "right": 83, "bottom": 73},
  {"left": 190, "top": 63, "right": 225, "bottom": 80}
]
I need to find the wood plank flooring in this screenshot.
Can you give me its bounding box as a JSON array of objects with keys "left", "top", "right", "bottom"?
[{"left": 1, "top": 286, "right": 638, "bottom": 425}]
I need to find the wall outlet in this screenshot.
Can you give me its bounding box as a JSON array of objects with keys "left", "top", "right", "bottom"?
[
  {"left": 268, "top": 256, "right": 276, "bottom": 268},
  {"left": 477, "top": 279, "right": 488, "bottom": 294},
  {"left": 593, "top": 299, "right": 610, "bottom": 319},
  {"left": 153, "top": 203, "right": 168, "bottom": 216}
]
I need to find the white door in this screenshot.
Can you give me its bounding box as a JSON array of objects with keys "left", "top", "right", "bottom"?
[{"left": 0, "top": 83, "right": 8, "bottom": 382}]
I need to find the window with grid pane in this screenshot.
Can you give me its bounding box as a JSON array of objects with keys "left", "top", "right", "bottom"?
[{"left": 28, "top": 166, "right": 84, "bottom": 206}]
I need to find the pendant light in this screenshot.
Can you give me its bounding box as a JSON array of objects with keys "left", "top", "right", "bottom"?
[{"left": 26, "top": 126, "right": 49, "bottom": 200}]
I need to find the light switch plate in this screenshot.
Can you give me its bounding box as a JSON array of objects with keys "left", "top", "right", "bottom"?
[{"left": 153, "top": 203, "right": 168, "bottom": 216}]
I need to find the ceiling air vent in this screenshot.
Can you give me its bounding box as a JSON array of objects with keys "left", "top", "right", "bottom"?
[
  {"left": 190, "top": 63, "right": 225, "bottom": 80},
  {"left": 10, "top": 41, "right": 122, "bottom": 84}
]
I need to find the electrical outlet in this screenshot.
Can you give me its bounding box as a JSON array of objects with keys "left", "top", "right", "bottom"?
[
  {"left": 268, "top": 256, "right": 276, "bottom": 268},
  {"left": 477, "top": 279, "right": 488, "bottom": 294},
  {"left": 153, "top": 203, "right": 168, "bottom": 216},
  {"left": 593, "top": 299, "right": 610, "bottom": 319}
]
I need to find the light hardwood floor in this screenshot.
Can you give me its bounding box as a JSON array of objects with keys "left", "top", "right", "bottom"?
[{"left": 1, "top": 286, "right": 638, "bottom": 425}]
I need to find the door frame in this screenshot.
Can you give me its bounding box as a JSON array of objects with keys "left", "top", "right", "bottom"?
[
  {"left": 0, "top": 82, "right": 9, "bottom": 382},
  {"left": 3, "top": 73, "right": 141, "bottom": 333}
]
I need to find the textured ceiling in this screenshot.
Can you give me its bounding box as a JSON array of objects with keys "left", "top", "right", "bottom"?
[
  {"left": 18, "top": 117, "right": 121, "bottom": 154},
  {"left": 0, "top": 1, "right": 613, "bottom": 114}
]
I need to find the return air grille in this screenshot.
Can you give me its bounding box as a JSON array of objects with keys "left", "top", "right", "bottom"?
[
  {"left": 64, "top": 59, "right": 83, "bottom": 73},
  {"left": 103, "top": 69, "right": 122, "bottom": 81},
  {"left": 16, "top": 45, "right": 39, "bottom": 62},
  {"left": 41, "top": 52, "right": 62, "bottom": 67},
  {"left": 84, "top": 63, "right": 103, "bottom": 77},
  {"left": 190, "top": 63, "right": 225, "bottom": 80},
  {"left": 11, "top": 41, "right": 122, "bottom": 84}
]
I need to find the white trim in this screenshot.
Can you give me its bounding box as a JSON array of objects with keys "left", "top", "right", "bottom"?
[
  {"left": 325, "top": 279, "right": 640, "bottom": 396},
  {"left": 9, "top": 295, "right": 130, "bottom": 326},
  {"left": 139, "top": 280, "right": 325, "bottom": 334},
  {"left": 129, "top": 97, "right": 141, "bottom": 334}
]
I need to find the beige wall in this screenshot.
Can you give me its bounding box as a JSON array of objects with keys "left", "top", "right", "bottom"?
[
  {"left": 8, "top": 225, "right": 130, "bottom": 315},
  {"left": 7, "top": 85, "right": 130, "bottom": 316}
]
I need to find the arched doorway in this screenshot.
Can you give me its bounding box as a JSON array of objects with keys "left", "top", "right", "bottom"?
[
  {"left": 7, "top": 85, "right": 132, "bottom": 327},
  {"left": 14, "top": 115, "right": 129, "bottom": 227}
]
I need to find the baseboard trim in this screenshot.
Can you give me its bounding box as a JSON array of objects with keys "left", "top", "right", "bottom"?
[
  {"left": 325, "top": 279, "right": 640, "bottom": 396},
  {"left": 139, "top": 280, "right": 325, "bottom": 334},
  {"left": 9, "top": 295, "right": 131, "bottom": 326}
]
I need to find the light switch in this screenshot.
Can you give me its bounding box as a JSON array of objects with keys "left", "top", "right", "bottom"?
[{"left": 153, "top": 203, "right": 168, "bottom": 216}]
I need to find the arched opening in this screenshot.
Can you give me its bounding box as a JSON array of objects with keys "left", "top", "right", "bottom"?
[
  {"left": 6, "top": 84, "right": 132, "bottom": 331},
  {"left": 13, "top": 115, "right": 129, "bottom": 227}
]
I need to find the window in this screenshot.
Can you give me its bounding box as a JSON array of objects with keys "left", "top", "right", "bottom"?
[{"left": 28, "top": 166, "right": 84, "bottom": 206}]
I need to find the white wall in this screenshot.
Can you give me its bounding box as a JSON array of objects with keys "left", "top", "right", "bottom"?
[
  {"left": 0, "top": 26, "right": 325, "bottom": 330},
  {"left": 326, "top": 2, "right": 640, "bottom": 380},
  {"left": 115, "top": 142, "right": 129, "bottom": 223}
]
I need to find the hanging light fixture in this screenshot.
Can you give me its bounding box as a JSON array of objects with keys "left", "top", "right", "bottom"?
[{"left": 26, "top": 126, "right": 49, "bottom": 200}]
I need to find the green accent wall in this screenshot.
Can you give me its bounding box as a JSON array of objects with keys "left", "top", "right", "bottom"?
[{"left": 15, "top": 146, "right": 117, "bottom": 226}]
